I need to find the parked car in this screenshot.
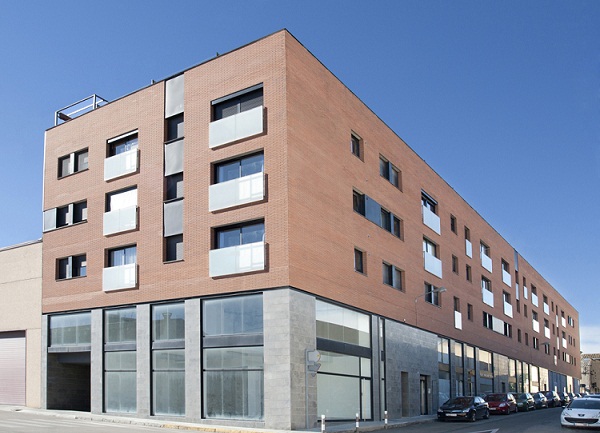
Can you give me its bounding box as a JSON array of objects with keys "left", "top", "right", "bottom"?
[
  {"left": 532, "top": 392, "right": 548, "bottom": 409},
  {"left": 561, "top": 397, "right": 600, "bottom": 429},
  {"left": 484, "top": 393, "right": 517, "bottom": 415},
  {"left": 558, "top": 391, "right": 571, "bottom": 406},
  {"left": 568, "top": 392, "right": 579, "bottom": 401},
  {"left": 545, "top": 390, "right": 562, "bottom": 408},
  {"left": 437, "top": 396, "right": 490, "bottom": 422},
  {"left": 515, "top": 392, "right": 536, "bottom": 412}
]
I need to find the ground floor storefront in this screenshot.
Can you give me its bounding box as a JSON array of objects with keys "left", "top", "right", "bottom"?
[{"left": 41, "top": 287, "right": 577, "bottom": 430}]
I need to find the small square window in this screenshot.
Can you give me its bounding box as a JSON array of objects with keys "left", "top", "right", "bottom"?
[
  {"left": 165, "top": 234, "right": 183, "bottom": 262},
  {"left": 56, "top": 254, "right": 87, "bottom": 280},
  {"left": 351, "top": 133, "right": 362, "bottom": 159},
  {"left": 354, "top": 248, "right": 365, "bottom": 274}
]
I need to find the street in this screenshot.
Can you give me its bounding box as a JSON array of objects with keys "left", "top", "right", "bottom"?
[
  {"left": 378, "top": 406, "right": 564, "bottom": 433},
  {"left": 0, "top": 409, "right": 186, "bottom": 433}
]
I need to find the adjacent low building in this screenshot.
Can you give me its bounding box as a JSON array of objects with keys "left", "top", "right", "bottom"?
[
  {"left": 41, "top": 29, "right": 580, "bottom": 429},
  {"left": 0, "top": 240, "right": 42, "bottom": 408}
]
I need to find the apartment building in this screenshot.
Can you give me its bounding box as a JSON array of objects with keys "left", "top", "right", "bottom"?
[
  {"left": 0, "top": 240, "right": 42, "bottom": 408},
  {"left": 41, "top": 30, "right": 580, "bottom": 429}
]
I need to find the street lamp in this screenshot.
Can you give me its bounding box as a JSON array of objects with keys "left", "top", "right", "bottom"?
[{"left": 414, "top": 286, "right": 447, "bottom": 327}]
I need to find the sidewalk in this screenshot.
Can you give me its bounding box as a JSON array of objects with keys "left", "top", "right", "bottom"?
[{"left": 0, "top": 405, "right": 436, "bottom": 432}]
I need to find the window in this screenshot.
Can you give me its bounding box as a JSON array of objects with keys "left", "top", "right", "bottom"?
[
  {"left": 165, "top": 234, "right": 183, "bottom": 262},
  {"left": 152, "top": 303, "right": 185, "bottom": 416},
  {"left": 504, "top": 323, "right": 512, "bottom": 338},
  {"left": 166, "top": 113, "right": 184, "bottom": 142},
  {"left": 212, "top": 85, "right": 263, "bottom": 121},
  {"left": 481, "top": 276, "right": 492, "bottom": 292},
  {"left": 44, "top": 200, "right": 88, "bottom": 232},
  {"left": 202, "top": 295, "right": 264, "bottom": 420},
  {"left": 450, "top": 215, "right": 457, "bottom": 234},
  {"left": 452, "top": 255, "right": 459, "bottom": 274},
  {"left": 166, "top": 173, "right": 184, "bottom": 200},
  {"left": 383, "top": 262, "right": 403, "bottom": 291},
  {"left": 58, "top": 149, "right": 88, "bottom": 178},
  {"left": 501, "top": 259, "right": 509, "bottom": 273},
  {"left": 381, "top": 208, "right": 391, "bottom": 231},
  {"left": 354, "top": 248, "right": 365, "bottom": 274},
  {"left": 421, "top": 192, "right": 437, "bottom": 214},
  {"left": 524, "top": 305, "right": 528, "bottom": 318},
  {"left": 454, "top": 297, "right": 460, "bottom": 312},
  {"left": 107, "top": 187, "right": 137, "bottom": 212},
  {"left": 423, "top": 238, "right": 438, "bottom": 257},
  {"left": 532, "top": 310, "right": 538, "bottom": 321},
  {"left": 108, "top": 132, "right": 138, "bottom": 156},
  {"left": 467, "top": 304, "right": 473, "bottom": 321},
  {"left": 104, "top": 307, "right": 137, "bottom": 413},
  {"left": 214, "top": 152, "right": 264, "bottom": 184},
  {"left": 483, "top": 312, "right": 493, "bottom": 329},
  {"left": 424, "top": 282, "right": 442, "bottom": 306},
  {"left": 518, "top": 329, "right": 522, "bottom": 343},
  {"left": 108, "top": 245, "right": 137, "bottom": 268},
  {"left": 464, "top": 226, "right": 470, "bottom": 241},
  {"left": 353, "top": 190, "right": 365, "bottom": 215},
  {"left": 49, "top": 312, "right": 91, "bottom": 347},
  {"left": 379, "top": 155, "right": 400, "bottom": 188},
  {"left": 57, "top": 254, "right": 87, "bottom": 280},
  {"left": 215, "top": 221, "right": 264, "bottom": 249},
  {"left": 533, "top": 337, "right": 539, "bottom": 350},
  {"left": 351, "top": 133, "right": 362, "bottom": 159},
  {"left": 525, "top": 332, "right": 529, "bottom": 346},
  {"left": 516, "top": 299, "right": 521, "bottom": 313},
  {"left": 466, "top": 264, "right": 472, "bottom": 282},
  {"left": 480, "top": 242, "right": 490, "bottom": 257},
  {"left": 503, "top": 291, "right": 511, "bottom": 304}
]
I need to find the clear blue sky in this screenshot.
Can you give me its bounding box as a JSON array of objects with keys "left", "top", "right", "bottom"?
[{"left": 1, "top": 1, "right": 598, "bottom": 353}]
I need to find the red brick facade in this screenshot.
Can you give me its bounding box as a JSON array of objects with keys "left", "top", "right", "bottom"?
[{"left": 43, "top": 30, "right": 580, "bottom": 380}]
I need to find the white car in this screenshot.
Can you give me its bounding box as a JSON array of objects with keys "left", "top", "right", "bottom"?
[{"left": 561, "top": 397, "right": 600, "bottom": 429}]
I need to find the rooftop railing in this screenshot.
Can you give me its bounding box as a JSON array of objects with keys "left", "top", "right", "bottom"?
[{"left": 55, "top": 94, "right": 108, "bottom": 126}]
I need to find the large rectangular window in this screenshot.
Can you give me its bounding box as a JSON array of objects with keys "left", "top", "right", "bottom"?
[
  {"left": 215, "top": 221, "right": 264, "bottom": 249},
  {"left": 214, "top": 153, "right": 264, "bottom": 184},
  {"left": 49, "top": 312, "right": 91, "bottom": 347},
  {"left": 213, "top": 86, "right": 263, "bottom": 121},
  {"left": 58, "top": 149, "right": 88, "bottom": 178},
  {"left": 109, "top": 133, "right": 138, "bottom": 156},
  {"left": 202, "top": 295, "right": 264, "bottom": 420},
  {"left": 108, "top": 245, "right": 137, "bottom": 268},
  {"left": 56, "top": 254, "right": 87, "bottom": 280},
  {"left": 152, "top": 303, "right": 185, "bottom": 416},
  {"left": 104, "top": 307, "right": 136, "bottom": 413}
]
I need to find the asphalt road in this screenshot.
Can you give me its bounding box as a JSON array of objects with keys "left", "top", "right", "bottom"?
[{"left": 377, "top": 405, "right": 564, "bottom": 433}]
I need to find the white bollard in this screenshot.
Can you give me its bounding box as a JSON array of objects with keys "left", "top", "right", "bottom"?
[
  {"left": 384, "top": 410, "right": 388, "bottom": 428},
  {"left": 321, "top": 414, "right": 325, "bottom": 433}
]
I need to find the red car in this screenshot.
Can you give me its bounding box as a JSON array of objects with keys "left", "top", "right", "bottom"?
[{"left": 484, "top": 393, "right": 518, "bottom": 414}]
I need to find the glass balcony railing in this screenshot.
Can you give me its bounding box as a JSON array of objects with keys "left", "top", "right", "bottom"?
[
  {"left": 209, "top": 241, "right": 265, "bottom": 278},
  {"left": 209, "top": 106, "right": 263, "bottom": 148},
  {"left": 103, "top": 264, "right": 137, "bottom": 292},
  {"left": 209, "top": 172, "right": 264, "bottom": 212}
]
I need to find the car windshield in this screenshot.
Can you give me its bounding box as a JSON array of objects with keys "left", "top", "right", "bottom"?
[
  {"left": 569, "top": 399, "right": 600, "bottom": 410},
  {"left": 447, "top": 397, "right": 473, "bottom": 406},
  {"left": 517, "top": 393, "right": 529, "bottom": 399},
  {"left": 486, "top": 394, "right": 506, "bottom": 402}
]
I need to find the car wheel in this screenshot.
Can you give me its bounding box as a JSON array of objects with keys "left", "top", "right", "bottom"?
[
  {"left": 484, "top": 409, "right": 490, "bottom": 419},
  {"left": 469, "top": 410, "right": 477, "bottom": 422}
]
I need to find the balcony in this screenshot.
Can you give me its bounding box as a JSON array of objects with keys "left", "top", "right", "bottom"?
[
  {"left": 209, "top": 106, "right": 263, "bottom": 148},
  {"left": 481, "top": 252, "right": 493, "bottom": 273},
  {"left": 209, "top": 172, "right": 265, "bottom": 212},
  {"left": 209, "top": 241, "right": 265, "bottom": 278},
  {"left": 454, "top": 311, "right": 462, "bottom": 330},
  {"left": 103, "top": 206, "right": 137, "bottom": 236},
  {"left": 504, "top": 301, "right": 513, "bottom": 318},
  {"left": 482, "top": 289, "right": 494, "bottom": 307},
  {"left": 103, "top": 264, "right": 137, "bottom": 292},
  {"left": 492, "top": 316, "right": 504, "bottom": 334},
  {"left": 544, "top": 303, "right": 550, "bottom": 315},
  {"left": 104, "top": 148, "right": 138, "bottom": 181},
  {"left": 532, "top": 319, "right": 540, "bottom": 333},
  {"left": 561, "top": 317, "right": 566, "bottom": 328},
  {"left": 502, "top": 269, "right": 512, "bottom": 287},
  {"left": 562, "top": 338, "right": 567, "bottom": 348},
  {"left": 422, "top": 205, "right": 441, "bottom": 235},
  {"left": 545, "top": 327, "right": 551, "bottom": 339},
  {"left": 465, "top": 239, "right": 472, "bottom": 258},
  {"left": 424, "top": 252, "right": 442, "bottom": 278},
  {"left": 523, "top": 286, "right": 529, "bottom": 299},
  {"left": 532, "top": 293, "right": 539, "bottom": 307}
]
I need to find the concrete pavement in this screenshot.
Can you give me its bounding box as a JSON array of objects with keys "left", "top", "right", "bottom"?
[{"left": 0, "top": 405, "right": 436, "bottom": 433}]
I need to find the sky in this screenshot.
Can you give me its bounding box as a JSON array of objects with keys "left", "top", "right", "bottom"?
[{"left": 0, "top": 1, "right": 598, "bottom": 353}]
